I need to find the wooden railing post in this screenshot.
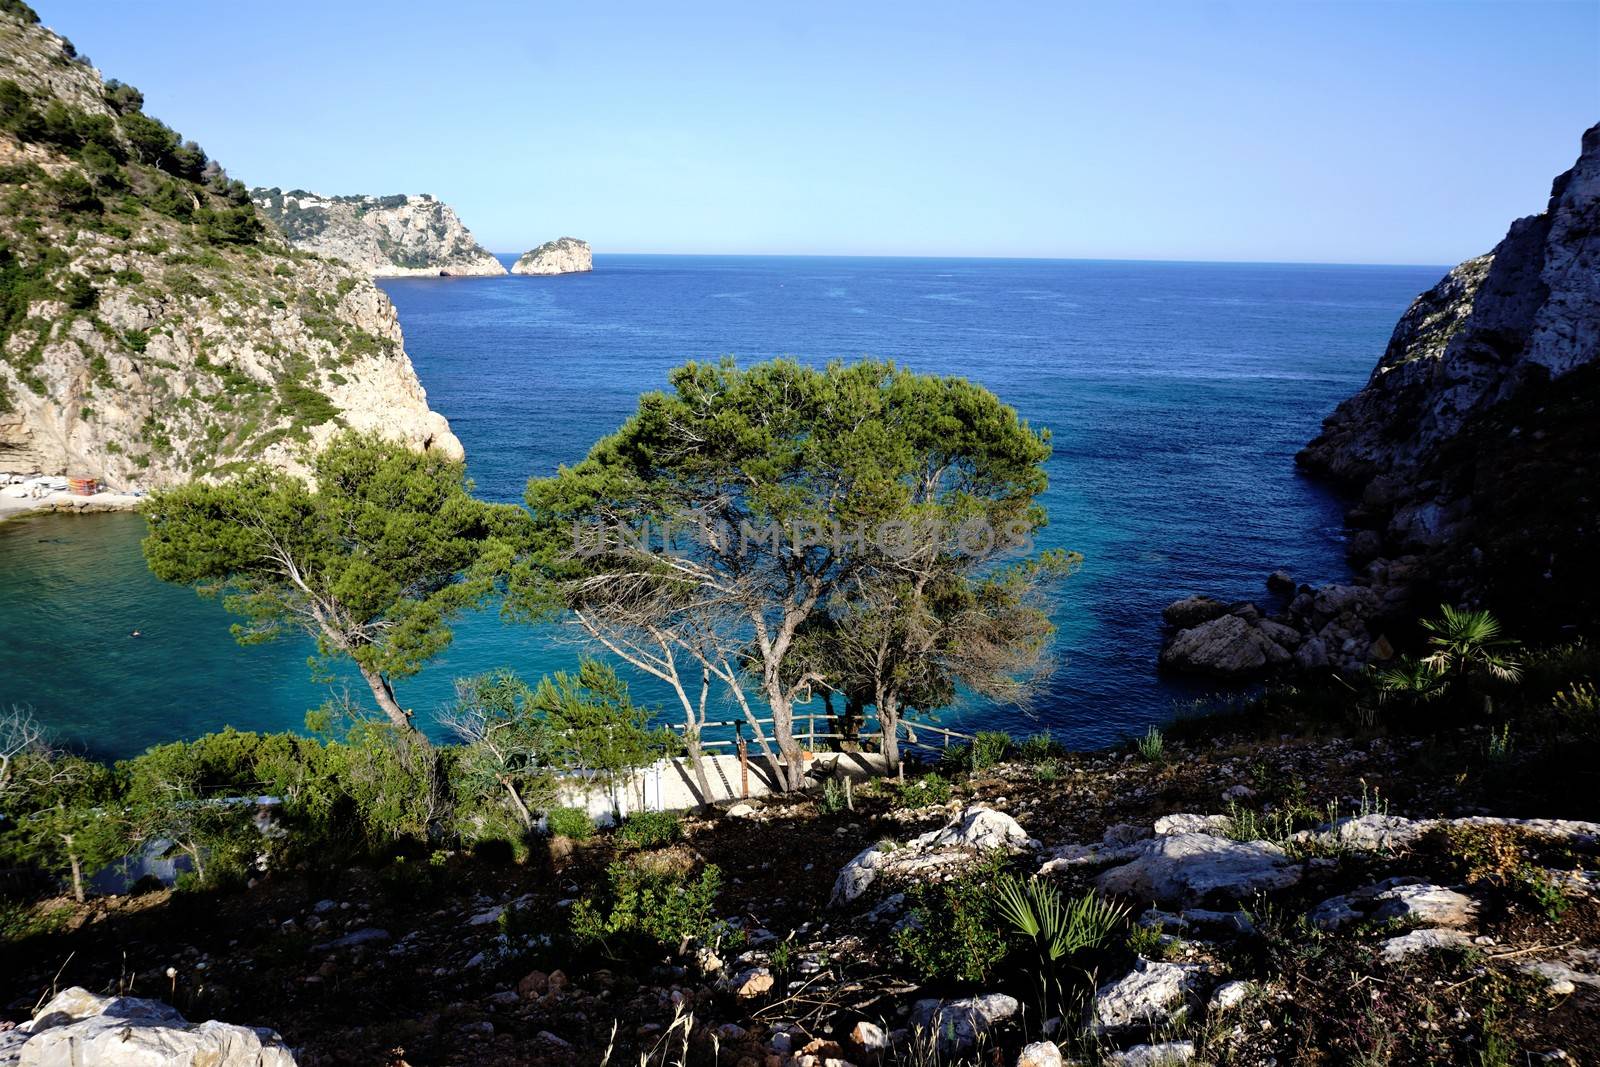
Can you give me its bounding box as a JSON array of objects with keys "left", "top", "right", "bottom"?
[{"left": 736, "top": 722, "right": 749, "bottom": 799}]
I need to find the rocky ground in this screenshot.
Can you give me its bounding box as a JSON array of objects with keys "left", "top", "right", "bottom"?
[{"left": 4, "top": 712, "right": 1598, "bottom": 1066}]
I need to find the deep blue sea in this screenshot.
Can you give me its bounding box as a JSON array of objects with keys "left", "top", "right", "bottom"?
[{"left": 0, "top": 255, "right": 1444, "bottom": 760}]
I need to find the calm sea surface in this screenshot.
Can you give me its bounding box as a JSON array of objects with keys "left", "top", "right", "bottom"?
[{"left": 0, "top": 255, "right": 1443, "bottom": 759}]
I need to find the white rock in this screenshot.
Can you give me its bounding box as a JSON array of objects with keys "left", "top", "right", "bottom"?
[
  {"left": 1096, "top": 833, "right": 1300, "bottom": 906},
  {"left": 910, "top": 994, "right": 1020, "bottom": 1055},
  {"left": 1520, "top": 960, "right": 1600, "bottom": 994},
  {"left": 1152, "top": 814, "right": 1231, "bottom": 836},
  {"left": 1209, "top": 980, "right": 1253, "bottom": 1013},
  {"left": 1379, "top": 927, "right": 1474, "bottom": 960},
  {"left": 831, "top": 806, "right": 1034, "bottom": 906},
  {"left": 1016, "top": 1040, "right": 1065, "bottom": 1067},
  {"left": 9, "top": 987, "right": 294, "bottom": 1067},
  {"left": 1087, "top": 959, "right": 1203, "bottom": 1032},
  {"left": 1372, "top": 883, "right": 1479, "bottom": 928},
  {"left": 1104, "top": 1042, "right": 1196, "bottom": 1066},
  {"left": 850, "top": 1020, "right": 889, "bottom": 1055}
]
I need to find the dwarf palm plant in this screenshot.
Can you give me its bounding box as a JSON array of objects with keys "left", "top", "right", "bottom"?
[
  {"left": 994, "top": 875, "right": 1127, "bottom": 1017},
  {"left": 1373, "top": 655, "right": 1446, "bottom": 709},
  {"left": 1420, "top": 605, "right": 1522, "bottom": 715}
]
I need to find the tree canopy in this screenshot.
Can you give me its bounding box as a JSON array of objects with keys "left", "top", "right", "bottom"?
[
  {"left": 142, "top": 432, "right": 525, "bottom": 734},
  {"left": 516, "top": 358, "right": 1067, "bottom": 788}
]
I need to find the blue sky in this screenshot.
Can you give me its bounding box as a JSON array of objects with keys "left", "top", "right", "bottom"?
[{"left": 41, "top": 1, "right": 1599, "bottom": 263}]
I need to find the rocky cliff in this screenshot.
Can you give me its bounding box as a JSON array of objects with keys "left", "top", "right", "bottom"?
[
  {"left": 0, "top": 5, "right": 461, "bottom": 489},
  {"left": 511, "top": 236, "right": 591, "bottom": 276},
  {"left": 1162, "top": 124, "right": 1600, "bottom": 676},
  {"left": 1298, "top": 123, "right": 1600, "bottom": 631},
  {"left": 251, "top": 189, "right": 506, "bottom": 278}
]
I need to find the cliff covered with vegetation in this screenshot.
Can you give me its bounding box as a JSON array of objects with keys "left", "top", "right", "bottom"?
[{"left": 0, "top": 3, "right": 460, "bottom": 487}]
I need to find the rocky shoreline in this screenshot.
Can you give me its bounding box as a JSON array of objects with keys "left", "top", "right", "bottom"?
[{"left": 1160, "top": 123, "right": 1600, "bottom": 681}]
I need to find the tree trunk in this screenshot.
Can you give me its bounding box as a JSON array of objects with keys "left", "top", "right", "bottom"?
[
  {"left": 685, "top": 730, "right": 713, "bottom": 805},
  {"left": 879, "top": 694, "right": 902, "bottom": 775},
  {"left": 359, "top": 663, "right": 420, "bottom": 736},
  {"left": 767, "top": 690, "right": 806, "bottom": 792},
  {"left": 68, "top": 849, "right": 84, "bottom": 903},
  {"left": 500, "top": 776, "right": 535, "bottom": 830}
]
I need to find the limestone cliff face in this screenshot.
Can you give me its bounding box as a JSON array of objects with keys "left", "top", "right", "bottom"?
[
  {"left": 1301, "top": 125, "right": 1599, "bottom": 487},
  {"left": 251, "top": 189, "right": 507, "bottom": 277},
  {"left": 1160, "top": 124, "right": 1600, "bottom": 676},
  {"left": 0, "top": 8, "right": 461, "bottom": 489},
  {"left": 1296, "top": 123, "right": 1600, "bottom": 631},
  {"left": 511, "top": 236, "right": 592, "bottom": 276}
]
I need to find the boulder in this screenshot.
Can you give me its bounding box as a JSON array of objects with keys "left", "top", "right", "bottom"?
[
  {"left": 831, "top": 806, "right": 1034, "bottom": 906},
  {"left": 1096, "top": 833, "right": 1301, "bottom": 906},
  {"left": 1372, "top": 883, "right": 1479, "bottom": 928},
  {"left": 1087, "top": 958, "right": 1203, "bottom": 1033},
  {"left": 1016, "top": 1041, "right": 1065, "bottom": 1067},
  {"left": 1266, "top": 570, "right": 1296, "bottom": 595},
  {"left": 1379, "top": 927, "right": 1474, "bottom": 960},
  {"left": 1209, "top": 980, "right": 1253, "bottom": 1013},
  {"left": 1161, "top": 595, "right": 1229, "bottom": 629},
  {"left": 849, "top": 1021, "right": 889, "bottom": 1059},
  {"left": 7, "top": 987, "right": 294, "bottom": 1067},
  {"left": 910, "top": 994, "right": 1019, "bottom": 1056},
  {"left": 1105, "top": 1042, "right": 1196, "bottom": 1066},
  {"left": 1159, "top": 614, "right": 1290, "bottom": 678}
]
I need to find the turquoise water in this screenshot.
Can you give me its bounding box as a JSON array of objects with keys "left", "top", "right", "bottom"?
[{"left": 0, "top": 255, "right": 1444, "bottom": 759}]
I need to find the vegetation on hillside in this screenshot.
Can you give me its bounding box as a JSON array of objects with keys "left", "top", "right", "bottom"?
[{"left": 0, "top": 5, "right": 402, "bottom": 479}]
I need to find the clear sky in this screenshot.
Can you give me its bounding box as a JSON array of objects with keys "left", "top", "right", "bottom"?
[{"left": 38, "top": 0, "right": 1600, "bottom": 263}]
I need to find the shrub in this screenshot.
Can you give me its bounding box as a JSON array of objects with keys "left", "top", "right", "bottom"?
[
  {"left": 972, "top": 731, "right": 1012, "bottom": 769},
  {"left": 615, "top": 810, "right": 682, "bottom": 849},
  {"left": 894, "top": 858, "right": 1011, "bottom": 982},
  {"left": 545, "top": 806, "right": 594, "bottom": 840},
  {"left": 993, "top": 876, "right": 1126, "bottom": 962},
  {"left": 1016, "top": 732, "right": 1059, "bottom": 761},
  {"left": 896, "top": 772, "right": 952, "bottom": 809},
  {"left": 1137, "top": 725, "right": 1165, "bottom": 762},
  {"left": 819, "top": 778, "right": 848, "bottom": 814},
  {"left": 570, "top": 857, "right": 725, "bottom": 959}
]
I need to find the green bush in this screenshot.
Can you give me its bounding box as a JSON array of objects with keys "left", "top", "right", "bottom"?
[
  {"left": 1016, "top": 732, "right": 1059, "bottom": 761},
  {"left": 972, "top": 730, "right": 1012, "bottom": 769},
  {"left": 894, "top": 859, "right": 1010, "bottom": 982},
  {"left": 896, "top": 772, "right": 953, "bottom": 808},
  {"left": 545, "top": 806, "right": 595, "bottom": 840},
  {"left": 570, "top": 858, "right": 725, "bottom": 959},
  {"left": 615, "top": 810, "right": 682, "bottom": 849},
  {"left": 1137, "top": 725, "right": 1165, "bottom": 762}
]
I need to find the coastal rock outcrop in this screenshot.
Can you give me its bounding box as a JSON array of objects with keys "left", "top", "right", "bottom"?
[
  {"left": 251, "top": 189, "right": 506, "bottom": 277},
  {"left": 511, "top": 237, "right": 592, "bottom": 276},
  {"left": 0, "top": 10, "right": 462, "bottom": 488},
  {"left": 1162, "top": 123, "right": 1600, "bottom": 668},
  {"left": 1297, "top": 124, "right": 1600, "bottom": 630}
]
